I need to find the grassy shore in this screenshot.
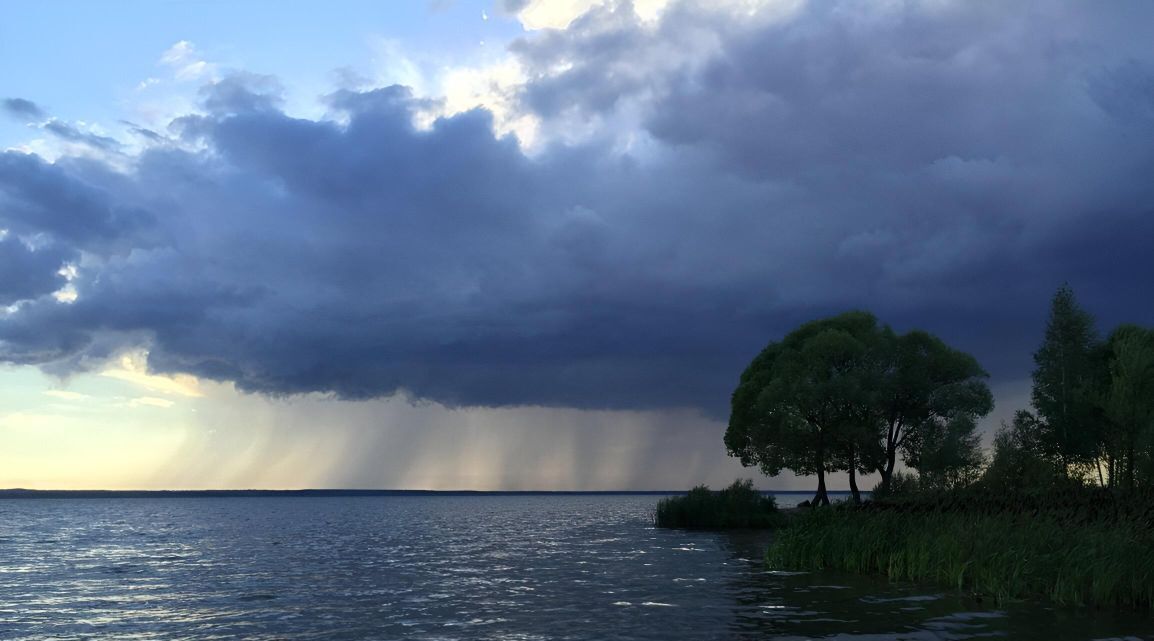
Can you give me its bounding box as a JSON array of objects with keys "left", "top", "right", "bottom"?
[
  {"left": 654, "top": 479, "right": 784, "bottom": 529},
  {"left": 767, "top": 491, "right": 1154, "bottom": 609}
]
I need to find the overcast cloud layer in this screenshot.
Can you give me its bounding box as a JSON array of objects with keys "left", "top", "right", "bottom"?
[{"left": 2, "top": 0, "right": 1153, "bottom": 417}]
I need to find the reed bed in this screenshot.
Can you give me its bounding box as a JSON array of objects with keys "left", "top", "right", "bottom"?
[
  {"left": 654, "top": 479, "right": 784, "bottom": 529},
  {"left": 767, "top": 503, "right": 1154, "bottom": 609},
  {"left": 862, "top": 485, "right": 1154, "bottom": 525}
]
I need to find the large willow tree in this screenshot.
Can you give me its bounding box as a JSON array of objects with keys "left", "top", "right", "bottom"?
[
  {"left": 725, "top": 311, "right": 992, "bottom": 504},
  {"left": 725, "top": 312, "right": 879, "bottom": 505}
]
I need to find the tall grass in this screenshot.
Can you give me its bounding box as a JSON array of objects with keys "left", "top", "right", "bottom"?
[
  {"left": 864, "top": 485, "right": 1154, "bottom": 524},
  {"left": 767, "top": 504, "right": 1154, "bottom": 609},
  {"left": 654, "top": 479, "right": 784, "bottom": 529}
]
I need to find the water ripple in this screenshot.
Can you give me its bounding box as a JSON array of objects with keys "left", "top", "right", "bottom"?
[{"left": 0, "top": 496, "right": 1150, "bottom": 640}]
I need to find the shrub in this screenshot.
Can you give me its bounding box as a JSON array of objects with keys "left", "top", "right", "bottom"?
[
  {"left": 869, "top": 470, "right": 920, "bottom": 501},
  {"left": 654, "top": 479, "right": 783, "bottom": 529}
]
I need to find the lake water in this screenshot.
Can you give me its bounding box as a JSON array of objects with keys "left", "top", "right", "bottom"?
[{"left": 1, "top": 494, "right": 1150, "bottom": 640}]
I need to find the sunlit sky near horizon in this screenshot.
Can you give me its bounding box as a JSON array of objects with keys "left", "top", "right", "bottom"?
[{"left": 2, "top": 0, "right": 1152, "bottom": 490}]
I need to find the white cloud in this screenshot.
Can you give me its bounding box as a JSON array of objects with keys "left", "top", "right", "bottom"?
[
  {"left": 437, "top": 58, "right": 540, "bottom": 146},
  {"left": 510, "top": 0, "right": 785, "bottom": 30},
  {"left": 159, "top": 40, "right": 219, "bottom": 82},
  {"left": 52, "top": 284, "right": 77, "bottom": 304},
  {"left": 516, "top": 0, "right": 609, "bottom": 30}
]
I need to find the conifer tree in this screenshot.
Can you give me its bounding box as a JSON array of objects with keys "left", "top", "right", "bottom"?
[{"left": 1031, "top": 285, "right": 1100, "bottom": 474}]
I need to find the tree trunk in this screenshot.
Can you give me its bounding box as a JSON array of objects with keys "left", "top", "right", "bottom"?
[
  {"left": 876, "top": 449, "right": 897, "bottom": 492},
  {"left": 811, "top": 433, "right": 830, "bottom": 506},
  {"left": 879, "top": 420, "right": 897, "bottom": 492},
  {"left": 1126, "top": 439, "right": 1136, "bottom": 492},
  {"left": 814, "top": 466, "right": 830, "bottom": 506},
  {"left": 847, "top": 446, "right": 861, "bottom": 503}
]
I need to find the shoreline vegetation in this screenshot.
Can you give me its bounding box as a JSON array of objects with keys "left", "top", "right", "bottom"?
[
  {"left": 654, "top": 480, "right": 785, "bottom": 529},
  {"left": 659, "top": 285, "right": 1154, "bottom": 611},
  {"left": 769, "top": 488, "right": 1154, "bottom": 610}
]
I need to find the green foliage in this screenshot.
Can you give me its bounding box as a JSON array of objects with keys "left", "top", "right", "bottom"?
[
  {"left": 654, "top": 479, "right": 783, "bottom": 529},
  {"left": 755, "top": 289, "right": 1154, "bottom": 613},
  {"left": 1007, "top": 285, "right": 1154, "bottom": 490},
  {"left": 877, "top": 330, "right": 993, "bottom": 490},
  {"left": 726, "top": 311, "right": 993, "bottom": 502},
  {"left": 725, "top": 342, "right": 793, "bottom": 475},
  {"left": 1031, "top": 284, "right": 1101, "bottom": 471},
  {"left": 981, "top": 412, "right": 1064, "bottom": 492},
  {"left": 869, "top": 470, "right": 919, "bottom": 500},
  {"left": 1099, "top": 325, "right": 1154, "bottom": 490},
  {"left": 902, "top": 415, "right": 986, "bottom": 491},
  {"left": 863, "top": 484, "right": 1153, "bottom": 521},
  {"left": 726, "top": 312, "right": 885, "bottom": 504},
  {"left": 768, "top": 492, "right": 1154, "bottom": 609}
]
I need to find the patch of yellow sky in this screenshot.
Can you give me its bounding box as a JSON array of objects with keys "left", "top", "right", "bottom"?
[{"left": 0, "top": 352, "right": 195, "bottom": 489}]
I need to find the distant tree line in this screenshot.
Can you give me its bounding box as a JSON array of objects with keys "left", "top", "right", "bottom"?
[
  {"left": 725, "top": 285, "right": 1154, "bottom": 503},
  {"left": 986, "top": 285, "right": 1154, "bottom": 492}
]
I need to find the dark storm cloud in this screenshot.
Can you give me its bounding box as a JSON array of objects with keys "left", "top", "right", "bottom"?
[
  {"left": 2, "top": 0, "right": 1153, "bottom": 416},
  {"left": 0, "top": 152, "right": 156, "bottom": 251},
  {"left": 0, "top": 237, "right": 74, "bottom": 305},
  {"left": 2, "top": 98, "right": 47, "bottom": 121},
  {"left": 510, "top": 0, "right": 1154, "bottom": 372}
]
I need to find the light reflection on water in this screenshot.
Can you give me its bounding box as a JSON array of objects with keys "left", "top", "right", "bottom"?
[{"left": 0, "top": 495, "right": 1150, "bottom": 640}]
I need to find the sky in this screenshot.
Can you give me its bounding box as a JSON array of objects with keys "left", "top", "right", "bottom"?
[{"left": 2, "top": 0, "right": 1153, "bottom": 491}]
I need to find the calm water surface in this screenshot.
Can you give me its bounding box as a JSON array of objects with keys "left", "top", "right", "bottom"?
[{"left": 0, "top": 495, "right": 1150, "bottom": 640}]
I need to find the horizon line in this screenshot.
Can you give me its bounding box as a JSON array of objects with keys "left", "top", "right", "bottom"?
[{"left": 0, "top": 487, "right": 860, "bottom": 497}]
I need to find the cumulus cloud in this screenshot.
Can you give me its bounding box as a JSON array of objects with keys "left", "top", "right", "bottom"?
[
  {"left": 197, "top": 73, "right": 284, "bottom": 115},
  {"left": 159, "top": 41, "right": 218, "bottom": 82},
  {"left": 509, "top": 0, "right": 1154, "bottom": 364},
  {"left": 1, "top": 0, "right": 1153, "bottom": 417},
  {"left": 0, "top": 236, "right": 74, "bottom": 305},
  {"left": 0, "top": 152, "right": 157, "bottom": 251}
]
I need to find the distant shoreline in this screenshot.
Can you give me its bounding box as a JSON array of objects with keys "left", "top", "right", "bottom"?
[{"left": 0, "top": 489, "right": 856, "bottom": 500}]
